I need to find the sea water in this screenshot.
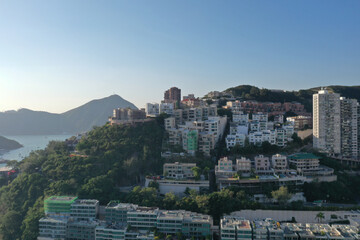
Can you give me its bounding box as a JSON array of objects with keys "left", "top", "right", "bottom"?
[{"left": 0, "top": 135, "right": 72, "bottom": 164}]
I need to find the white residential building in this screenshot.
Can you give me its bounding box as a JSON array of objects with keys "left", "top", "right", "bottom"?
[
  {"left": 249, "top": 130, "right": 276, "bottom": 146},
  {"left": 164, "top": 117, "right": 176, "bottom": 130},
  {"left": 313, "top": 89, "right": 341, "bottom": 155},
  {"left": 250, "top": 121, "right": 261, "bottom": 132},
  {"left": 145, "top": 103, "right": 160, "bottom": 117},
  {"left": 226, "top": 133, "right": 246, "bottom": 149},
  {"left": 229, "top": 123, "right": 249, "bottom": 135},
  {"left": 160, "top": 102, "right": 175, "bottom": 115},
  {"left": 163, "top": 162, "right": 196, "bottom": 179},
  {"left": 253, "top": 113, "right": 268, "bottom": 131},
  {"left": 220, "top": 216, "right": 252, "bottom": 240},
  {"left": 233, "top": 112, "right": 249, "bottom": 124}
]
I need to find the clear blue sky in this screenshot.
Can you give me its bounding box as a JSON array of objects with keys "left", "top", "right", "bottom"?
[{"left": 0, "top": 0, "right": 359, "bottom": 113}]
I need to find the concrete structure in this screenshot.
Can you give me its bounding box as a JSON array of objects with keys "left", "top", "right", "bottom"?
[
  {"left": 198, "top": 132, "right": 217, "bottom": 156},
  {"left": 95, "top": 223, "right": 126, "bottom": 240},
  {"left": 218, "top": 157, "right": 233, "bottom": 171},
  {"left": 160, "top": 102, "right": 175, "bottom": 115},
  {"left": 109, "top": 108, "right": 148, "bottom": 125},
  {"left": 230, "top": 210, "right": 360, "bottom": 224},
  {"left": 217, "top": 174, "right": 307, "bottom": 194},
  {"left": 182, "top": 129, "right": 199, "bottom": 155},
  {"left": 288, "top": 153, "right": 320, "bottom": 176},
  {"left": 70, "top": 199, "right": 99, "bottom": 221},
  {"left": 252, "top": 219, "right": 284, "bottom": 240},
  {"left": 272, "top": 154, "right": 288, "bottom": 174},
  {"left": 249, "top": 130, "right": 276, "bottom": 146},
  {"left": 103, "top": 202, "right": 213, "bottom": 239},
  {"left": 313, "top": 89, "right": 341, "bottom": 155},
  {"left": 66, "top": 220, "right": 98, "bottom": 240},
  {"left": 165, "top": 115, "right": 226, "bottom": 156},
  {"left": 255, "top": 155, "right": 272, "bottom": 175},
  {"left": 145, "top": 103, "right": 159, "bottom": 117},
  {"left": 39, "top": 196, "right": 100, "bottom": 240},
  {"left": 163, "top": 162, "right": 196, "bottom": 179},
  {"left": 44, "top": 196, "right": 78, "bottom": 219},
  {"left": 215, "top": 157, "right": 236, "bottom": 178},
  {"left": 226, "top": 100, "right": 242, "bottom": 113},
  {"left": 253, "top": 113, "right": 268, "bottom": 131},
  {"left": 230, "top": 123, "right": 249, "bottom": 136},
  {"left": 39, "top": 198, "right": 213, "bottom": 240},
  {"left": 240, "top": 101, "right": 308, "bottom": 117},
  {"left": 220, "top": 216, "right": 252, "bottom": 240},
  {"left": 226, "top": 133, "right": 246, "bottom": 149},
  {"left": 235, "top": 157, "right": 252, "bottom": 177},
  {"left": 145, "top": 177, "right": 210, "bottom": 195},
  {"left": 38, "top": 217, "right": 67, "bottom": 240},
  {"left": 164, "top": 87, "right": 181, "bottom": 108},
  {"left": 164, "top": 117, "right": 176, "bottom": 130},
  {"left": 340, "top": 97, "right": 358, "bottom": 161},
  {"left": 286, "top": 116, "right": 312, "bottom": 131}
]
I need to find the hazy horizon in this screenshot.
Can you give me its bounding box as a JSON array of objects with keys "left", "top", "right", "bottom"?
[{"left": 1, "top": 0, "right": 359, "bottom": 113}]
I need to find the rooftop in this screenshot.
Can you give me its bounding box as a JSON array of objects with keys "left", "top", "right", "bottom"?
[
  {"left": 221, "top": 216, "right": 251, "bottom": 230},
  {"left": 45, "top": 196, "right": 78, "bottom": 204}
]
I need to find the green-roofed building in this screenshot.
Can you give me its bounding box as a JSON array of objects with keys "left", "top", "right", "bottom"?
[
  {"left": 288, "top": 153, "right": 320, "bottom": 176},
  {"left": 44, "top": 196, "right": 78, "bottom": 219}
]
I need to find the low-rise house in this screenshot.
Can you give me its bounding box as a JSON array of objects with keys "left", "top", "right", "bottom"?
[{"left": 272, "top": 154, "right": 288, "bottom": 174}]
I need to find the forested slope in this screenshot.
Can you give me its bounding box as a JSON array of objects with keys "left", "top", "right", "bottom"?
[{"left": 0, "top": 120, "right": 164, "bottom": 240}]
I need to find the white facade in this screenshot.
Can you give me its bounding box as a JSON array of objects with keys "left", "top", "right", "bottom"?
[
  {"left": 233, "top": 113, "right": 249, "bottom": 124},
  {"left": 253, "top": 113, "right": 268, "bottom": 131},
  {"left": 160, "top": 102, "right": 175, "bottom": 115},
  {"left": 230, "top": 123, "right": 249, "bottom": 135},
  {"left": 163, "top": 162, "right": 196, "bottom": 179},
  {"left": 145, "top": 103, "right": 159, "bottom": 117},
  {"left": 164, "top": 117, "right": 176, "bottom": 130},
  {"left": 249, "top": 130, "right": 276, "bottom": 146},
  {"left": 226, "top": 133, "right": 246, "bottom": 149},
  {"left": 313, "top": 89, "right": 341, "bottom": 154}
]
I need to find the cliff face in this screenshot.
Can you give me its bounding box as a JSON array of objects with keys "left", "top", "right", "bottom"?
[{"left": 0, "top": 95, "right": 137, "bottom": 135}]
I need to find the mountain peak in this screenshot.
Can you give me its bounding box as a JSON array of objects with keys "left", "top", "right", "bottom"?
[{"left": 0, "top": 95, "right": 137, "bottom": 135}]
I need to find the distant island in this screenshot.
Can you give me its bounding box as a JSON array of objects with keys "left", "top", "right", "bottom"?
[{"left": 0, "top": 135, "right": 22, "bottom": 152}]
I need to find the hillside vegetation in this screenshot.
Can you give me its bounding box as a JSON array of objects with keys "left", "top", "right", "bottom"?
[
  {"left": 0, "top": 120, "right": 164, "bottom": 240},
  {"left": 223, "top": 85, "right": 360, "bottom": 111}
]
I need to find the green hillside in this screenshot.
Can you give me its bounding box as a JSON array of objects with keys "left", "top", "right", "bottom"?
[
  {"left": 223, "top": 85, "right": 360, "bottom": 112},
  {"left": 0, "top": 120, "right": 164, "bottom": 239}
]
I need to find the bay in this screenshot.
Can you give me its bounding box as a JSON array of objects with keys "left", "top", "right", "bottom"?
[{"left": 0, "top": 135, "right": 72, "bottom": 164}]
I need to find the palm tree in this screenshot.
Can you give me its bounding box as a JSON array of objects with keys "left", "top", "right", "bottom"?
[{"left": 315, "top": 212, "right": 325, "bottom": 223}]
